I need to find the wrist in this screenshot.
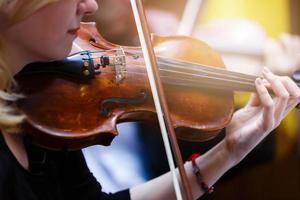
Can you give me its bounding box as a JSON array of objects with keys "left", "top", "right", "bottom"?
[
  {"left": 195, "top": 140, "right": 236, "bottom": 187},
  {"left": 224, "top": 130, "right": 269, "bottom": 166},
  {"left": 219, "top": 140, "right": 238, "bottom": 168},
  {"left": 224, "top": 136, "right": 257, "bottom": 166}
]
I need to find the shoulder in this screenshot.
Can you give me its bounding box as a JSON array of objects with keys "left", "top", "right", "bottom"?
[
  {"left": 0, "top": 133, "right": 16, "bottom": 183},
  {"left": 0, "top": 147, "right": 14, "bottom": 178},
  {"left": 0, "top": 147, "right": 16, "bottom": 197}
]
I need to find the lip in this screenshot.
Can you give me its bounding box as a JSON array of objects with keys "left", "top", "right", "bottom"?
[{"left": 68, "top": 27, "right": 80, "bottom": 35}]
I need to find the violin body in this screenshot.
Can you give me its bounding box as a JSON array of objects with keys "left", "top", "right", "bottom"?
[{"left": 16, "top": 23, "right": 233, "bottom": 150}]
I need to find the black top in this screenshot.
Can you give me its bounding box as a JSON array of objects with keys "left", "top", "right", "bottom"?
[{"left": 0, "top": 133, "right": 130, "bottom": 200}]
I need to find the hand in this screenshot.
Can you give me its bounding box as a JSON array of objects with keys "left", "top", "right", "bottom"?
[
  {"left": 264, "top": 33, "right": 300, "bottom": 76},
  {"left": 225, "top": 68, "right": 300, "bottom": 164}
]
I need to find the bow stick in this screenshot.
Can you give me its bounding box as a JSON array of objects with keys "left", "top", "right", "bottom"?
[{"left": 130, "top": 0, "right": 193, "bottom": 199}]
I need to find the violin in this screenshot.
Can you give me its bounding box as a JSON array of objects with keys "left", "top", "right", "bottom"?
[{"left": 15, "top": 22, "right": 264, "bottom": 151}]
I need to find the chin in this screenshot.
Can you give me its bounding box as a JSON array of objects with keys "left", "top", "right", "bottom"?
[{"left": 43, "top": 46, "right": 73, "bottom": 61}]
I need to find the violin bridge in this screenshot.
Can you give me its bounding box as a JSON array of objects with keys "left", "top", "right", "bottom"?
[{"left": 108, "top": 48, "right": 126, "bottom": 83}]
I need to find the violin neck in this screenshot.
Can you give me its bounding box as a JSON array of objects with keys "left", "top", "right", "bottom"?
[{"left": 157, "top": 57, "right": 300, "bottom": 92}]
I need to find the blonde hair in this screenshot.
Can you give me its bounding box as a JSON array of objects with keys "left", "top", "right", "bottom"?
[{"left": 0, "top": 0, "right": 58, "bottom": 133}]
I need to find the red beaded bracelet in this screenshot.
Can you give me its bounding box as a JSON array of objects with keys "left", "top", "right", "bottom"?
[{"left": 188, "top": 153, "right": 214, "bottom": 194}]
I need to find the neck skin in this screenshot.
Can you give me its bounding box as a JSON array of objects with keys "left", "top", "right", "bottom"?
[
  {"left": 0, "top": 37, "right": 32, "bottom": 171},
  {"left": 2, "top": 132, "right": 29, "bottom": 170},
  {"left": 1, "top": 37, "right": 37, "bottom": 76},
  {"left": 1, "top": 41, "right": 30, "bottom": 169}
]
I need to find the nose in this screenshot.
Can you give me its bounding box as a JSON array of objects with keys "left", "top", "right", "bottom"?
[{"left": 77, "top": 0, "right": 99, "bottom": 16}]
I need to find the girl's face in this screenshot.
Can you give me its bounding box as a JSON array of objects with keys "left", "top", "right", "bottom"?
[{"left": 2, "top": 0, "right": 98, "bottom": 63}]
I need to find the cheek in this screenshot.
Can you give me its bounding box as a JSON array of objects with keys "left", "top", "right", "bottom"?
[
  {"left": 4, "top": 1, "right": 78, "bottom": 61},
  {"left": 14, "top": 23, "right": 73, "bottom": 60},
  {"left": 40, "top": 29, "right": 75, "bottom": 59}
]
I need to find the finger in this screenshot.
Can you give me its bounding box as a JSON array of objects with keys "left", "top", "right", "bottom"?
[
  {"left": 261, "top": 78, "right": 271, "bottom": 87},
  {"left": 262, "top": 68, "right": 289, "bottom": 119},
  {"left": 282, "top": 101, "right": 299, "bottom": 118},
  {"left": 281, "top": 76, "right": 300, "bottom": 116},
  {"left": 228, "top": 106, "right": 260, "bottom": 133},
  {"left": 280, "top": 76, "right": 300, "bottom": 116},
  {"left": 255, "top": 78, "right": 275, "bottom": 131},
  {"left": 246, "top": 92, "right": 260, "bottom": 107},
  {"left": 280, "top": 76, "right": 300, "bottom": 98}
]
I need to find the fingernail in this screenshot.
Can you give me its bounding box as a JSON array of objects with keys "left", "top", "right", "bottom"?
[{"left": 256, "top": 78, "right": 262, "bottom": 84}]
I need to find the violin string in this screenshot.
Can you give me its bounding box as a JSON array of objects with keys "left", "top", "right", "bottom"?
[
  {"left": 89, "top": 49, "right": 117, "bottom": 54},
  {"left": 157, "top": 61, "right": 255, "bottom": 84},
  {"left": 91, "top": 54, "right": 256, "bottom": 86},
  {"left": 90, "top": 50, "right": 256, "bottom": 83},
  {"left": 99, "top": 67, "right": 257, "bottom": 92},
  {"left": 91, "top": 50, "right": 258, "bottom": 84},
  {"left": 100, "top": 71, "right": 256, "bottom": 92},
  {"left": 157, "top": 57, "right": 257, "bottom": 81},
  {"left": 156, "top": 59, "right": 300, "bottom": 89},
  {"left": 99, "top": 66, "right": 300, "bottom": 90},
  {"left": 159, "top": 68, "right": 257, "bottom": 91},
  {"left": 127, "top": 59, "right": 257, "bottom": 86},
  {"left": 127, "top": 70, "right": 255, "bottom": 92},
  {"left": 161, "top": 76, "right": 256, "bottom": 92},
  {"left": 90, "top": 51, "right": 300, "bottom": 90},
  {"left": 122, "top": 49, "right": 257, "bottom": 81},
  {"left": 89, "top": 50, "right": 262, "bottom": 89}
]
